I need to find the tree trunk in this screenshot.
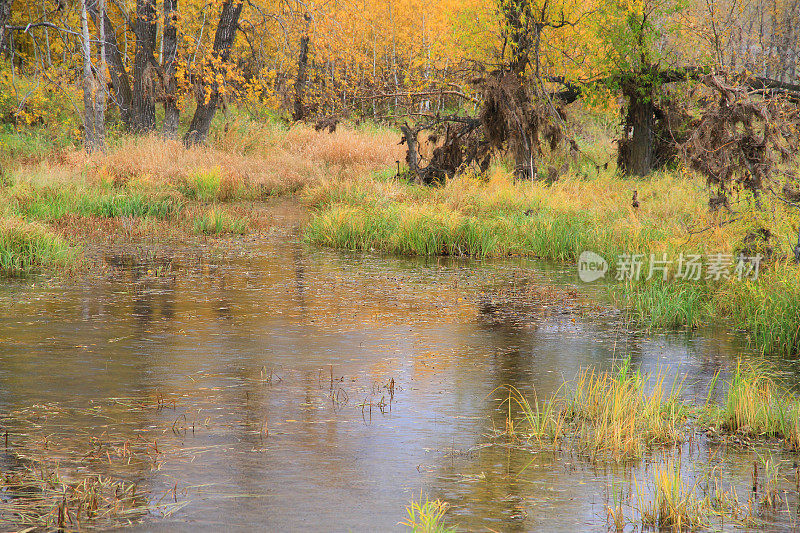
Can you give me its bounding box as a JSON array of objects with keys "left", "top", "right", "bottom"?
[
  {"left": 390, "top": 3, "right": 398, "bottom": 110},
  {"left": 81, "top": 0, "right": 102, "bottom": 152},
  {"left": 162, "top": 0, "right": 179, "bottom": 138},
  {"left": 0, "top": 0, "right": 13, "bottom": 56},
  {"left": 513, "top": 138, "right": 536, "bottom": 180},
  {"left": 94, "top": 0, "right": 107, "bottom": 151},
  {"left": 619, "top": 90, "right": 656, "bottom": 177},
  {"left": 87, "top": 4, "right": 133, "bottom": 127},
  {"left": 399, "top": 123, "right": 421, "bottom": 182},
  {"left": 503, "top": 0, "right": 532, "bottom": 75},
  {"left": 184, "top": 0, "right": 243, "bottom": 146},
  {"left": 292, "top": 35, "right": 309, "bottom": 121},
  {"left": 132, "top": 0, "right": 157, "bottom": 132}
]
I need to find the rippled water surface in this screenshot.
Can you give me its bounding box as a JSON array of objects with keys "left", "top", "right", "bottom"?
[{"left": 1, "top": 202, "right": 797, "bottom": 531}]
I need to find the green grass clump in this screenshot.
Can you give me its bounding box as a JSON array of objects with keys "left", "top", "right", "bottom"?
[
  {"left": 400, "top": 495, "right": 455, "bottom": 533},
  {"left": 717, "top": 270, "right": 800, "bottom": 355},
  {"left": 89, "top": 192, "right": 182, "bottom": 219},
  {"left": 619, "top": 279, "right": 711, "bottom": 329},
  {"left": 502, "top": 359, "right": 687, "bottom": 461},
  {"left": 178, "top": 169, "right": 222, "bottom": 201},
  {"left": 0, "top": 217, "right": 73, "bottom": 275},
  {"left": 193, "top": 208, "right": 248, "bottom": 235},
  {"left": 704, "top": 362, "right": 800, "bottom": 448},
  {"left": 13, "top": 188, "right": 183, "bottom": 221}
]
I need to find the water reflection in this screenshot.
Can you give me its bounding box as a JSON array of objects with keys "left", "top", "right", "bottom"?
[{"left": 0, "top": 202, "right": 784, "bottom": 531}]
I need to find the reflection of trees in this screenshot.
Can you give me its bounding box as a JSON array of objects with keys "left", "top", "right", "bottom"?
[
  {"left": 103, "top": 253, "right": 178, "bottom": 329},
  {"left": 212, "top": 269, "right": 233, "bottom": 321},
  {"left": 290, "top": 229, "right": 308, "bottom": 316}
]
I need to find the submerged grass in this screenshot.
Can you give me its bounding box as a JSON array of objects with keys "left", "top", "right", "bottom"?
[
  {"left": 0, "top": 397, "right": 197, "bottom": 531},
  {"left": 0, "top": 464, "right": 148, "bottom": 530}
]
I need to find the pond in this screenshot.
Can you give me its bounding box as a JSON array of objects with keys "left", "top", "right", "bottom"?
[{"left": 0, "top": 201, "right": 797, "bottom": 531}]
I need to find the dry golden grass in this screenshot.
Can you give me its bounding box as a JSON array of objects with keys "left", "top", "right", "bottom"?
[
  {"left": 9, "top": 122, "right": 404, "bottom": 198},
  {"left": 273, "top": 123, "right": 403, "bottom": 167}
]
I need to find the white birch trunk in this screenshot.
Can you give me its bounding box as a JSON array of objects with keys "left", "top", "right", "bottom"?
[
  {"left": 80, "top": 0, "right": 97, "bottom": 152},
  {"left": 95, "top": 0, "right": 106, "bottom": 151}
]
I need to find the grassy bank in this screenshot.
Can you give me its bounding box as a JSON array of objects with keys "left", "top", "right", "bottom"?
[
  {"left": 303, "top": 171, "right": 681, "bottom": 260},
  {"left": 302, "top": 171, "right": 800, "bottom": 355},
  {"left": 3, "top": 111, "right": 798, "bottom": 357}
]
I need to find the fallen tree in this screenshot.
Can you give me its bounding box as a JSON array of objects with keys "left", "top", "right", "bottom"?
[
  {"left": 683, "top": 75, "right": 799, "bottom": 196},
  {"left": 613, "top": 68, "right": 800, "bottom": 176},
  {"left": 304, "top": 65, "right": 799, "bottom": 190},
  {"left": 397, "top": 70, "right": 579, "bottom": 184},
  {"left": 396, "top": 67, "right": 800, "bottom": 185}
]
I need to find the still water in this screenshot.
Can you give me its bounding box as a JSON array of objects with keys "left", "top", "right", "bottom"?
[{"left": 0, "top": 202, "right": 796, "bottom": 531}]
